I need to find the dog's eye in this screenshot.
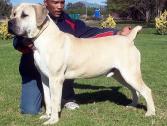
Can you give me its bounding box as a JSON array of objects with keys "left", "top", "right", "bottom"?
[
  {"left": 13, "top": 13, "right": 16, "bottom": 17},
  {"left": 21, "top": 12, "right": 28, "bottom": 18}
]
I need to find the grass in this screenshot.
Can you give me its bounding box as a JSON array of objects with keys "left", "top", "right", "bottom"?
[{"left": 0, "top": 26, "right": 167, "bottom": 126}]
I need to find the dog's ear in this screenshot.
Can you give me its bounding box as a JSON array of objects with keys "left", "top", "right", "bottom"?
[
  {"left": 32, "top": 4, "right": 48, "bottom": 27},
  {"left": 10, "top": 6, "right": 17, "bottom": 18}
]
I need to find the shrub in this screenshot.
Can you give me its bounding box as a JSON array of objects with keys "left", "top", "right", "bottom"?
[
  {"left": 155, "top": 10, "right": 167, "bottom": 35},
  {"left": 100, "top": 15, "right": 116, "bottom": 28},
  {"left": 0, "top": 22, "right": 12, "bottom": 40}
]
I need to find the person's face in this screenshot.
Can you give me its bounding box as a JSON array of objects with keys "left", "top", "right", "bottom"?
[{"left": 44, "top": 0, "right": 65, "bottom": 17}]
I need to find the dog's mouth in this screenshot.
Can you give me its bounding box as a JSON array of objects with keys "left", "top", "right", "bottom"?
[
  {"left": 8, "top": 19, "right": 25, "bottom": 36},
  {"left": 8, "top": 24, "right": 26, "bottom": 37},
  {"left": 8, "top": 26, "right": 18, "bottom": 35}
]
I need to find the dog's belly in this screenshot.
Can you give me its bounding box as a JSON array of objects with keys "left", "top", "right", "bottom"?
[
  {"left": 65, "top": 64, "right": 113, "bottom": 79},
  {"left": 65, "top": 70, "right": 108, "bottom": 79}
]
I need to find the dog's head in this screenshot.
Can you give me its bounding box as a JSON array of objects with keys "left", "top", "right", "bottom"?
[{"left": 8, "top": 3, "right": 48, "bottom": 38}]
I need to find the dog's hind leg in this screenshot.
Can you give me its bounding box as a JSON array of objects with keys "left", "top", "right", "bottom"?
[
  {"left": 118, "top": 67, "right": 155, "bottom": 116},
  {"left": 112, "top": 69, "right": 139, "bottom": 107}
]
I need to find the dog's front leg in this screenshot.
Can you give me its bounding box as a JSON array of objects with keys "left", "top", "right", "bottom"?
[
  {"left": 43, "top": 75, "right": 64, "bottom": 125},
  {"left": 39, "top": 74, "right": 52, "bottom": 120}
]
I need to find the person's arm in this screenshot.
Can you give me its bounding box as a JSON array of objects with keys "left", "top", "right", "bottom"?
[
  {"left": 74, "top": 19, "right": 119, "bottom": 38},
  {"left": 13, "top": 36, "right": 33, "bottom": 54},
  {"left": 55, "top": 12, "right": 118, "bottom": 38}
]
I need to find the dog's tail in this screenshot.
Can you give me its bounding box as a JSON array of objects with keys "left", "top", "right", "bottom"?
[{"left": 127, "top": 25, "right": 142, "bottom": 44}]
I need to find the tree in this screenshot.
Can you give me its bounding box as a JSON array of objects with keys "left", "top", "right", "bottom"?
[
  {"left": 106, "top": 0, "right": 135, "bottom": 13},
  {"left": 156, "top": 0, "right": 167, "bottom": 17},
  {"left": 0, "top": 0, "right": 12, "bottom": 17},
  {"left": 66, "top": 2, "right": 86, "bottom": 15},
  {"left": 66, "top": 2, "right": 85, "bottom": 10},
  {"left": 106, "top": 0, "right": 166, "bottom": 22},
  {"left": 66, "top": 2, "right": 95, "bottom": 16},
  {"left": 132, "top": 0, "right": 167, "bottom": 22},
  {"left": 132, "top": 0, "right": 155, "bottom": 22}
]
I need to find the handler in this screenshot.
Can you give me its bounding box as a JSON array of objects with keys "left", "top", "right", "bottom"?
[{"left": 13, "top": 0, "right": 131, "bottom": 115}]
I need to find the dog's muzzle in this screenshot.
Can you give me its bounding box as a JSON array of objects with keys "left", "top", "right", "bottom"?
[
  {"left": 8, "top": 19, "right": 23, "bottom": 36},
  {"left": 8, "top": 19, "right": 16, "bottom": 34}
]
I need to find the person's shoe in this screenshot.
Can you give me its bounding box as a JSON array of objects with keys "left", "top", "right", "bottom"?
[{"left": 64, "top": 101, "right": 79, "bottom": 110}]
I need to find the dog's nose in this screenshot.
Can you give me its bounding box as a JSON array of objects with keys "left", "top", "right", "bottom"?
[
  {"left": 8, "top": 20, "right": 13, "bottom": 27},
  {"left": 8, "top": 20, "right": 15, "bottom": 34}
]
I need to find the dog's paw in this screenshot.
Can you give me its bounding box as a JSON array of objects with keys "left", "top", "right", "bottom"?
[
  {"left": 145, "top": 111, "right": 155, "bottom": 117},
  {"left": 40, "top": 114, "right": 51, "bottom": 120},
  {"left": 43, "top": 117, "right": 59, "bottom": 125}
]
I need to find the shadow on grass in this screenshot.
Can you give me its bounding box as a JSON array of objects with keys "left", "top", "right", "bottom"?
[{"left": 74, "top": 83, "right": 146, "bottom": 111}]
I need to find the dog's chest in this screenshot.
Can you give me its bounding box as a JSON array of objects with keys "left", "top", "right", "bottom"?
[{"left": 33, "top": 50, "right": 49, "bottom": 76}]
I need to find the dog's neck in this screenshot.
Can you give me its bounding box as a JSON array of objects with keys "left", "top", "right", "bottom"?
[
  {"left": 31, "top": 15, "right": 65, "bottom": 51},
  {"left": 31, "top": 16, "right": 50, "bottom": 41}
]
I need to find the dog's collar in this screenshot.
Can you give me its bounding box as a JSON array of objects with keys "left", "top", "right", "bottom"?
[
  {"left": 32, "top": 16, "right": 50, "bottom": 41},
  {"left": 28, "top": 16, "right": 49, "bottom": 51},
  {"left": 37, "top": 16, "right": 49, "bottom": 30}
]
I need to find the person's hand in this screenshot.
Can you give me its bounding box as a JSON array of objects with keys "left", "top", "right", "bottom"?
[
  {"left": 17, "top": 46, "right": 33, "bottom": 54},
  {"left": 17, "top": 39, "right": 34, "bottom": 54},
  {"left": 117, "top": 26, "right": 132, "bottom": 35}
]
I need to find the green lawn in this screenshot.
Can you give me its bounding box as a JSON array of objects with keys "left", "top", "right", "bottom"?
[{"left": 0, "top": 27, "right": 167, "bottom": 126}]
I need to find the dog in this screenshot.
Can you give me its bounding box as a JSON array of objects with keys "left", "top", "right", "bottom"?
[{"left": 8, "top": 3, "right": 155, "bottom": 125}]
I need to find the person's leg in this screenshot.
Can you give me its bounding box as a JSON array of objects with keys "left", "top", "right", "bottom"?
[
  {"left": 62, "top": 79, "right": 75, "bottom": 101},
  {"left": 19, "top": 53, "right": 43, "bottom": 114},
  {"left": 62, "top": 79, "right": 79, "bottom": 110},
  {"left": 20, "top": 77, "right": 43, "bottom": 114}
]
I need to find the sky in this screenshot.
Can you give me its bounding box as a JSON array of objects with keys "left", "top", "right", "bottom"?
[{"left": 11, "top": 0, "right": 106, "bottom": 5}]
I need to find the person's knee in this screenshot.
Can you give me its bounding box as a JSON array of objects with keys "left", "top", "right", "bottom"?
[{"left": 20, "top": 104, "right": 41, "bottom": 115}]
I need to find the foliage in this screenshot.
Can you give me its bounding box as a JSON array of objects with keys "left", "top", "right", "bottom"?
[
  {"left": 0, "top": 0, "right": 12, "bottom": 17},
  {"left": 106, "top": 0, "right": 167, "bottom": 23},
  {"left": 66, "top": 2, "right": 107, "bottom": 17},
  {"left": 132, "top": 0, "right": 156, "bottom": 22},
  {"left": 66, "top": 8, "right": 96, "bottom": 17},
  {"left": 66, "top": 2, "right": 86, "bottom": 15},
  {"left": 106, "top": 0, "right": 135, "bottom": 13},
  {"left": 66, "top": 2, "right": 85, "bottom": 10},
  {"left": 100, "top": 15, "right": 116, "bottom": 28},
  {"left": 0, "top": 22, "right": 12, "bottom": 40},
  {"left": 155, "top": 10, "right": 167, "bottom": 35}
]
